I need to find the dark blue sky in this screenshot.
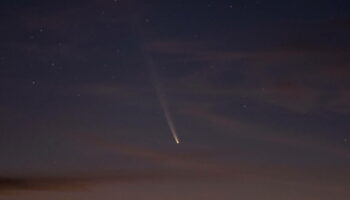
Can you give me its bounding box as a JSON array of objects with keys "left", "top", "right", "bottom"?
[{"left": 0, "top": 0, "right": 350, "bottom": 199}]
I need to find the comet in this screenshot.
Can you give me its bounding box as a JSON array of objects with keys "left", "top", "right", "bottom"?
[
  {"left": 150, "top": 65, "right": 181, "bottom": 144},
  {"left": 128, "top": 17, "right": 181, "bottom": 144}
]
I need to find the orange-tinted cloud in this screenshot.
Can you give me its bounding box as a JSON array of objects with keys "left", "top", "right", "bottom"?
[{"left": 182, "top": 107, "right": 348, "bottom": 156}]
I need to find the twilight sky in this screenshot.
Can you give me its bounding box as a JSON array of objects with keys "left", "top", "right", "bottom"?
[{"left": 0, "top": 0, "right": 350, "bottom": 199}]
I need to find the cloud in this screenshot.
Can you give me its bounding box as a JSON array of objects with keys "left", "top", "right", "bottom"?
[
  {"left": 70, "top": 83, "right": 146, "bottom": 97},
  {"left": 71, "top": 132, "right": 350, "bottom": 192},
  {"left": 1, "top": 133, "right": 349, "bottom": 196},
  {"left": 0, "top": 170, "right": 217, "bottom": 195},
  {"left": 182, "top": 107, "right": 349, "bottom": 156},
  {"left": 0, "top": 176, "right": 90, "bottom": 194},
  {"left": 145, "top": 37, "right": 350, "bottom": 114}
]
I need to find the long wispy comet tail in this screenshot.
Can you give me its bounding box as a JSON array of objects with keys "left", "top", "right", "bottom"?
[
  {"left": 128, "top": 16, "right": 180, "bottom": 144},
  {"left": 149, "top": 64, "right": 181, "bottom": 144}
]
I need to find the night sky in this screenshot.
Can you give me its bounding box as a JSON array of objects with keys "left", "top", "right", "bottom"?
[{"left": 1, "top": 0, "right": 350, "bottom": 199}]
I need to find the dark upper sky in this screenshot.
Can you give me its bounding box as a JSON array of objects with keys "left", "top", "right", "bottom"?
[{"left": 1, "top": 0, "right": 350, "bottom": 199}]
